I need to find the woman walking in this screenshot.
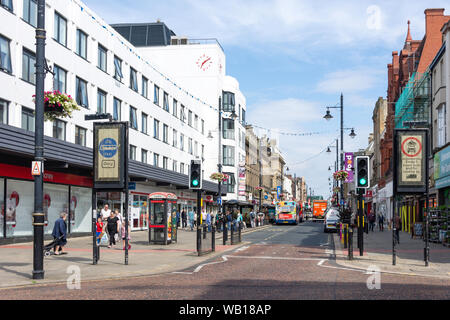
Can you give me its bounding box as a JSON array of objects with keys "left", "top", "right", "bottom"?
[{"left": 106, "top": 211, "right": 119, "bottom": 248}]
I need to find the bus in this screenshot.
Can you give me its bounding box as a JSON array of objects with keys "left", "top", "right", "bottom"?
[{"left": 274, "top": 201, "right": 300, "bottom": 225}]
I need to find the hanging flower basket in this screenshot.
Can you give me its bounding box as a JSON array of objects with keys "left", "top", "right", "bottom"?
[
  {"left": 210, "top": 172, "right": 229, "bottom": 182},
  {"left": 333, "top": 187, "right": 340, "bottom": 193},
  {"left": 333, "top": 170, "right": 348, "bottom": 181},
  {"left": 33, "top": 91, "right": 80, "bottom": 122},
  {"left": 255, "top": 186, "right": 264, "bottom": 190}
]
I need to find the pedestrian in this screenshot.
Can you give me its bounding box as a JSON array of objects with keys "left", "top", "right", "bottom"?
[
  {"left": 394, "top": 214, "right": 401, "bottom": 244},
  {"left": 188, "top": 210, "right": 194, "bottom": 231},
  {"left": 181, "top": 210, "right": 187, "bottom": 229},
  {"left": 369, "top": 210, "right": 376, "bottom": 232},
  {"left": 121, "top": 219, "right": 131, "bottom": 250},
  {"left": 194, "top": 211, "right": 197, "bottom": 228},
  {"left": 101, "top": 204, "right": 111, "bottom": 222},
  {"left": 115, "top": 209, "right": 124, "bottom": 240},
  {"left": 96, "top": 217, "right": 104, "bottom": 246},
  {"left": 378, "top": 214, "right": 384, "bottom": 232},
  {"left": 226, "top": 211, "right": 232, "bottom": 232},
  {"left": 106, "top": 211, "right": 119, "bottom": 248},
  {"left": 237, "top": 211, "right": 243, "bottom": 230},
  {"left": 51, "top": 212, "right": 68, "bottom": 255},
  {"left": 202, "top": 209, "right": 207, "bottom": 226},
  {"left": 216, "top": 212, "right": 223, "bottom": 232},
  {"left": 250, "top": 211, "right": 256, "bottom": 228}
]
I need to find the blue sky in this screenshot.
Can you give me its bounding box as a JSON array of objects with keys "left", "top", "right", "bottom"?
[{"left": 83, "top": 0, "right": 449, "bottom": 198}]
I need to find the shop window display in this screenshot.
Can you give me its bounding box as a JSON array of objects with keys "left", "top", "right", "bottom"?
[
  {"left": 70, "top": 186, "right": 92, "bottom": 233},
  {"left": 43, "top": 184, "right": 69, "bottom": 235},
  {"left": 6, "top": 180, "right": 34, "bottom": 237}
]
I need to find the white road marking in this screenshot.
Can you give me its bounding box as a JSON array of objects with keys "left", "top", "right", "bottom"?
[
  {"left": 234, "top": 246, "right": 249, "bottom": 252},
  {"left": 223, "top": 255, "right": 323, "bottom": 262},
  {"left": 318, "top": 259, "right": 326, "bottom": 266}
]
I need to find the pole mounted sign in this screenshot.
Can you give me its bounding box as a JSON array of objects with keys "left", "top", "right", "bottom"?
[
  {"left": 93, "top": 122, "right": 127, "bottom": 190},
  {"left": 394, "top": 129, "right": 428, "bottom": 194}
]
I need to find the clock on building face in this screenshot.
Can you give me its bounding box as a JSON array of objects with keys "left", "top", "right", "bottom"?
[{"left": 196, "top": 54, "right": 212, "bottom": 71}]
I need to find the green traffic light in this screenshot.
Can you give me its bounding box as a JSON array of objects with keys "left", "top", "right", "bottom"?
[
  {"left": 359, "top": 178, "right": 367, "bottom": 185},
  {"left": 192, "top": 179, "right": 199, "bottom": 186}
]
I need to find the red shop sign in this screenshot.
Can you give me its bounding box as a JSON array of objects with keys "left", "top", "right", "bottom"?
[{"left": 0, "top": 163, "right": 93, "bottom": 188}]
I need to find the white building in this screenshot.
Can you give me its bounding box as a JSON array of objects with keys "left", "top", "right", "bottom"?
[
  {"left": 0, "top": 0, "right": 246, "bottom": 239},
  {"left": 117, "top": 27, "right": 248, "bottom": 202}
]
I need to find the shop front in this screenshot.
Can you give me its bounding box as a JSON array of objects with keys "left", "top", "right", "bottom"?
[{"left": 0, "top": 163, "right": 92, "bottom": 241}]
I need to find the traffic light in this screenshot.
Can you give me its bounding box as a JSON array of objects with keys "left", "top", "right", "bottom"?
[
  {"left": 189, "top": 160, "right": 202, "bottom": 189},
  {"left": 355, "top": 156, "right": 369, "bottom": 188}
]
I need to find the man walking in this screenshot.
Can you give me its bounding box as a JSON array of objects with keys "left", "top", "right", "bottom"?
[
  {"left": 378, "top": 214, "right": 384, "bottom": 231},
  {"left": 181, "top": 210, "right": 187, "bottom": 229}
]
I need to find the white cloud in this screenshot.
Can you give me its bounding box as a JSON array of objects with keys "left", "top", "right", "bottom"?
[{"left": 316, "top": 68, "right": 385, "bottom": 94}]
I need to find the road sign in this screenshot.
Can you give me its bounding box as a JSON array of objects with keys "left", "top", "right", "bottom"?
[
  {"left": 31, "top": 161, "right": 42, "bottom": 176},
  {"left": 128, "top": 182, "right": 136, "bottom": 190},
  {"left": 217, "top": 197, "right": 222, "bottom": 205}
]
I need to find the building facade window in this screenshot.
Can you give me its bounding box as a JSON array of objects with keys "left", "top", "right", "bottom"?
[
  {"left": 173, "top": 99, "right": 177, "bottom": 118},
  {"left": 54, "top": 12, "right": 67, "bottom": 46},
  {"left": 437, "top": 103, "right": 447, "bottom": 147},
  {"left": 153, "top": 119, "right": 159, "bottom": 139},
  {"left": 141, "top": 113, "right": 148, "bottom": 134},
  {"left": 194, "top": 141, "right": 198, "bottom": 157},
  {"left": 75, "top": 77, "right": 88, "bottom": 108},
  {"left": 223, "top": 172, "right": 235, "bottom": 193},
  {"left": 188, "top": 110, "right": 193, "bottom": 126},
  {"left": 52, "top": 119, "right": 66, "bottom": 141},
  {"left": 75, "top": 126, "right": 87, "bottom": 146},
  {"left": 113, "top": 97, "right": 121, "bottom": 120},
  {"left": 241, "top": 108, "right": 246, "bottom": 125},
  {"left": 163, "top": 91, "right": 169, "bottom": 112},
  {"left": 223, "top": 119, "right": 235, "bottom": 140},
  {"left": 188, "top": 138, "right": 193, "bottom": 155},
  {"left": 23, "top": 0, "right": 37, "bottom": 27},
  {"left": 194, "top": 114, "right": 198, "bottom": 130},
  {"left": 129, "top": 145, "right": 136, "bottom": 160},
  {"left": 180, "top": 105, "right": 186, "bottom": 122},
  {"left": 0, "top": 99, "right": 8, "bottom": 124},
  {"left": 222, "top": 91, "right": 235, "bottom": 112},
  {"left": 53, "top": 65, "right": 67, "bottom": 93},
  {"left": 163, "top": 157, "right": 168, "bottom": 170},
  {"left": 142, "top": 76, "right": 148, "bottom": 98},
  {"left": 223, "top": 145, "right": 235, "bottom": 166},
  {"left": 172, "top": 129, "right": 177, "bottom": 147},
  {"left": 22, "top": 48, "right": 36, "bottom": 84},
  {"left": 98, "top": 44, "right": 107, "bottom": 72},
  {"left": 154, "top": 84, "right": 159, "bottom": 105},
  {"left": 180, "top": 133, "right": 184, "bottom": 151},
  {"left": 141, "top": 149, "right": 147, "bottom": 163},
  {"left": 21, "top": 106, "right": 34, "bottom": 132},
  {"left": 180, "top": 162, "right": 184, "bottom": 174},
  {"left": 1, "top": 0, "right": 13, "bottom": 12},
  {"left": 0, "top": 35, "right": 12, "bottom": 73},
  {"left": 114, "top": 56, "right": 123, "bottom": 81},
  {"left": 76, "top": 29, "right": 87, "bottom": 60},
  {"left": 163, "top": 124, "right": 168, "bottom": 143},
  {"left": 153, "top": 153, "right": 159, "bottom": 167},
  {"left": 172, "top": 160, "right": 177, "bottom": 172},
  {"left": 129, "top": 106, "right": 138, "bottom": 130},
  {"left": 97, "top": 89, "right": 106, "bottom": 114},
  {"left": 201, "top": 119, "right": 204, "bottom": 135},
  {"left": 130, "top": 67, "right": 138, "bottom": 92}
]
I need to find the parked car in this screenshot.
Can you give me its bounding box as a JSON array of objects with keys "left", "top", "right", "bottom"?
[{"left": 324, "top": 208, "right": 340, "bottom": 233}]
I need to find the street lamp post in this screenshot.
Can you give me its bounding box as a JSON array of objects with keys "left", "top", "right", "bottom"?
[
  {"left": 324, "top": 94, "right": 356, "bottom": 210},
  {"left": 32, "top": 0, "right": 46, "bottom": 280}
]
